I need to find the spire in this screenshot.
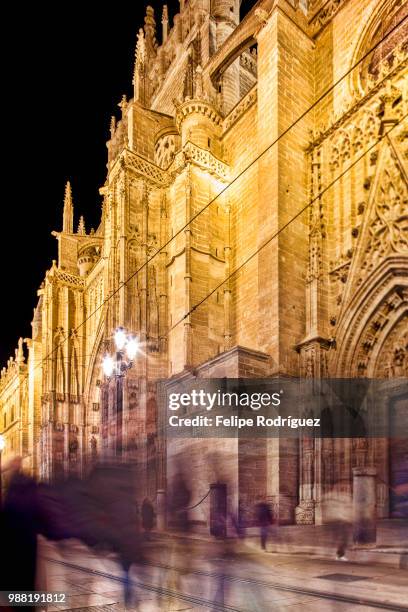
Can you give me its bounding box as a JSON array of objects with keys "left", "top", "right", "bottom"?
[
  {"left": 110, "top": 115, "right": 116, "bottom": 138},
  {"left": 162, "top": 5, "right": 169, "bottom": 43},
  {"left": 135, "top": 28, "right": 146, "bottom": 67},
  {"left": 16, "top": 338, "right": 25, "bottom": 365},
  {"left": 133, "top": 28, "right": 146, "bottom": 101},
  {"left": 63, "top": 181, "right": 74, "bottom": 234},
  {"left": 133, "top": 7, "right": 156, "bottom": 105},
  {"left": 77, "top": 215, "right": 86, "bottom": 235},
  {"left": 118, "top": 94, "right": 128, "bottom": 117},
  {"left": 144, "top": 6, "right": 157, "bottom": 48},
  {"left": 195, "top": 65, "right": 204, "bottom": 98}
]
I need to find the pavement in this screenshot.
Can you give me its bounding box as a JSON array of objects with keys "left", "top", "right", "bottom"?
[
  {"left": 37, "top": 532, "right": 408, "bottom": 612},
  {"left": 162, "top": 519, "right": 408, "bottom": 567}
]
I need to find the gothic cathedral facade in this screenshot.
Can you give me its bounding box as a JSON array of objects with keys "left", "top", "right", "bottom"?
[{"left": 0, "top": 0, "right": 407, "bottom": 526}]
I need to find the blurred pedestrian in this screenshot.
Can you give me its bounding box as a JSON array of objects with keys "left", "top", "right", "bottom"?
[
  {"left": 256, "top": 501, "right": 273, "bottom": 551},
  {"left": 87, "top": 463, "right": 143, "bottom": 608},
  {"left": 141, "top": 497, "right": 155, "bottom": 538},
  {"left": 169, "top": 472, "right": 191, "bottom": 532},
  {"left": 0, "top": 458, "right": 40, "bottom": 612},
  {"left": 323, "top": 490, "right": 352, "bottom": 560}
]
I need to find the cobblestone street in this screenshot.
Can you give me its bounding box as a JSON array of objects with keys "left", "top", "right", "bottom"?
[{"left": 38, "top": 535, "right": 408, "bottom": 611}]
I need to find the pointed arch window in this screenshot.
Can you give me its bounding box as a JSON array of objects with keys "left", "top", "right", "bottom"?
[
  {"left": 70, "top": 346, "right": 80, "bottom": 398},
  {"left": 355, "top": 0, "right": 408, "bottom": 93},
  {"left": 56, "top": 346, "right": 65, "bottom": 395}
]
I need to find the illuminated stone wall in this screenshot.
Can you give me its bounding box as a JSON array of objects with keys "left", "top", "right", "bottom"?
[{"left": 0, "top": 0, "right": 406, "bottom": 525}]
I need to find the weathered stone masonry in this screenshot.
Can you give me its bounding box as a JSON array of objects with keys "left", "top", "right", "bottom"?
[{"left": 0, "top": 0, "right": 407, "bottom": 526}]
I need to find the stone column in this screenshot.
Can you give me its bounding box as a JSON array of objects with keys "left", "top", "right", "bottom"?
[
  {"left": 295, "top": 436, "right": 315, "bottom": 524},
  {"left": 156, "top": 489, "right": 167, "bottom": 531},
  {"left": 353, "top": 467, "right": 377, "bottom": 547}
]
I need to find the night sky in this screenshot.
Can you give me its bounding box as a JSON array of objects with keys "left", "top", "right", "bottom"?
[{"left": 2, "top": 0, "right": 257, "bottom": 366}]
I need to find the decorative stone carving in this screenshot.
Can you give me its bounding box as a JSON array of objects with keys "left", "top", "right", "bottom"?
[
  {"left": 376, "top": 314, "right": 408, "bottom": 377},
  {"left": 182, "top": 142, "right": 229, "bottom": 181},
  {"left": 349, "top": 286, "right": 408, "bottom": 377},
  {"left": 310, "top": 51, "right": 406, "bottom": 151},
  {"left": 295, "top": 500, "right": 316, "bottom": 525},
  {"left": 155, "top": 133, "right": 178, "bottom": 169},
  {"left": 308, "top": 0, "right": 348, "bottom": 36},
  {"left": 358, "top": 144, "right": 408, "bottom": 285}
]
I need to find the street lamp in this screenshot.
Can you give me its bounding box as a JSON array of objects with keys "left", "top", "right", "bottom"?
[
  {"left": 103, "top": 328, "right": 140, "bottom": 379},
  {"left": 0, "top": 434, "right": 5, "bottom": 508},
  {"left": 102, "top": 328, "right": 140, "bottom": 456}
]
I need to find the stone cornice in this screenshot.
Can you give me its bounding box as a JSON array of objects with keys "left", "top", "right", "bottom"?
[
  {"left": 175, "top": 99, "right": 223, "bottom": 132},
  {"left": 199, "top": 344, "right": 271, "bottom": 367},
  {"left": 52, "top": 231, "right": 104, "bottom": 244},
  {"left": 161, "top": 344, "right": 270, "bottom": 387},
  {"left": 295, "top": 335, "right": 332, "bottom": 352}
]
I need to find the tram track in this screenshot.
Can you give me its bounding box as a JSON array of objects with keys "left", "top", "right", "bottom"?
[
  {"left": 46, "top": 556, "right": 408, "bottom": 611},
  {"left": 142, "top": 558, "right": 408, "bottom": 611},
  {"left": 46, "top": 557, "right": 244, "bottom": 612}
]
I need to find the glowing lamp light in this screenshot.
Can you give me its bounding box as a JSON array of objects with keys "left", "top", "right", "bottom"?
[
  {"left": 0, "top": 435, "right": 5, "bottom": 452},
  {"left": 126, "top": 337, "right": 139, "bottom": 361},
  {"left": 103, "top": 328, "right": 139, "bottom": 379},
  {"left": 114, "top": 327, "right": 127, "bottom": 351},
  {"left": 102, "top": 354, "right": 115, "bottom": 378}
]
